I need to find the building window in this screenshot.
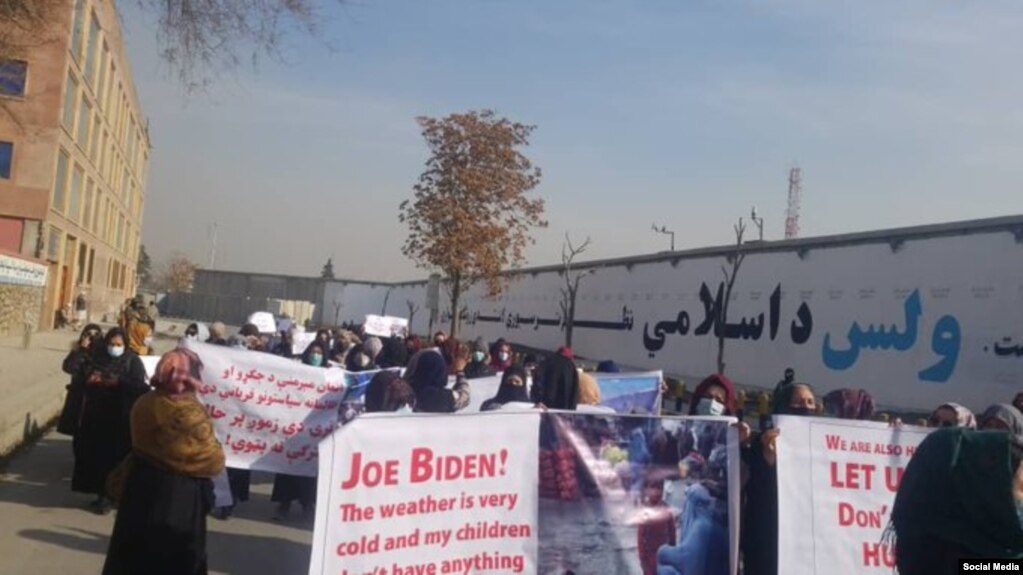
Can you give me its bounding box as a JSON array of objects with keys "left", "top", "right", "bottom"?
[
  {"left": 47, "top": 226, "right": 62, "bottom": 261},
  {"left": 70, "top": 0, "right": 85, "bottom": 61},
  {"left": 87, "top": 248, "right": 95, "bottom": 284},
  {"left": 85, "top": 13, "right": 100, "bottom": 84},
  {"left": 0, "top": 141, "right": 12, "bottom": 179},
  {"left": 83, "top": 179, "right": 94, "bottom": 231},
  {"left": 68, "top": 164, "right": 83, "bottom": 222},
  {"left": 77, "top": 243, "right": 88, "bottom": 284},
  {"left": 0, "top": 60, "right": 28, "bottom": 96},
  {"left": 52, "top": 149, "right": 69, "bottom": 214},
  {"left": 89, "top": 117, "right": 100, "bottom": 162},
  {"left": 116, "top": 212, "right": 124, "bottom": 251},
  {"left": 91, "top": 190, "right": 102, "bottom": 232},
  {"left": 62, "top": 73, "right": 77, "bottom": 130},
  {"left": 76, "top": 97, "right": 91, "bottom": 149}
]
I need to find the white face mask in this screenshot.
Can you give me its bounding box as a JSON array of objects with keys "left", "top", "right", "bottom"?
[
  {"left": 695, "top": 397, "right": 725, "bottom": 416},
  {"left": 185, "top": 335, "right": 198, "bottom": 341},
  {"left": 144, "top": 336, "right": 153, "bottom": 346},
  {"left": 108, "top": 345, "right": 125, "bottom": 358},
  {"left": 498, "top": 351, "right": 510, "bottom": 362},
  {"left": 396, "top": 404, "right": 414, "bottom": 415}
]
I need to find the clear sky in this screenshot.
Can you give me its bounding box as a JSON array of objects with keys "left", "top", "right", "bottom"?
[{"left": 121, "top": 0, "right": 1023, "bottom": 281}]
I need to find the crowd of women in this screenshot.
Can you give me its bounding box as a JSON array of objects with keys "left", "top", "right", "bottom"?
[{"left": 56, "top": 319, "right": 1023, "bottom": 574}]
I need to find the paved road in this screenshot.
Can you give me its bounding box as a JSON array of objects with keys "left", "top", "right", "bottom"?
[
  {"left": 0, "top": 432, "right": 314, "bottom": 574},
  {"left": 0, "top": 324, "right": 315, "bottom": 574}
]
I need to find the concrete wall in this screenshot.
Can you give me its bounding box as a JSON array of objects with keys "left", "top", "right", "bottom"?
[{"left": 0, "top": 284, "right": 43, "bottom": 337}]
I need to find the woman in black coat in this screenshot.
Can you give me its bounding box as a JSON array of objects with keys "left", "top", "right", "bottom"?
[
  {"left": 71, "top": 327, "right": 148, "bottom": 514},
  {"left": 57, "top": 324, "right": 103, "bottom": 436}
]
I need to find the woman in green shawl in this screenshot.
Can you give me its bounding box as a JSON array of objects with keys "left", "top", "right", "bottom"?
[{"left": 888, "top": 427, "right": 1023, "bottom": 575}]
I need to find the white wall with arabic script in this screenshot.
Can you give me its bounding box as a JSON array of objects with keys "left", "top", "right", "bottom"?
[
  {"left": 447, "top": 231, "right": 1023, "bottom": 412},
  {"left": 318, "top": 229, "right": 1023, "bottom": 412}
]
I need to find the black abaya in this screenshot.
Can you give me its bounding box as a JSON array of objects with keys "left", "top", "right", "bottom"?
[{"left": 103, "top": 457, "right": 214, "bottom": 575}]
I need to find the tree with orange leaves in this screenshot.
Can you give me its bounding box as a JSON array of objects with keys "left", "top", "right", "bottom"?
[{"left": 400, "top": 110, "right": 547, "bottom": 338}]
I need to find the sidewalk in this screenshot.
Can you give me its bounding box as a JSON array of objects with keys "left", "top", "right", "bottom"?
[{"left": 0, "top": 433, "right": 313, "bottom": 574}]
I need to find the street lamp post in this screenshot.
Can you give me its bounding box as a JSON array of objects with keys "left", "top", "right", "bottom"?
[
  {"left": 751, "top": 206, "right": 764, "bottom": 241},
  {"left": 652, "top": 223, "right": 675, "bottom": 251}
]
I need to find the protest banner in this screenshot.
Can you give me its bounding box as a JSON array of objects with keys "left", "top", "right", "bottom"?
[
  {"left": 140, "top": 356, "right": 160, "bottom": 381},
  {"left": 292, "top": 330, "right": 317, "bottom": 357},
  {"left": 593, "top": 370, "right": 663, "bottom": 413},
  {"left": 184, "top": 341, "right": 346, "bottom": 476},
  {"left": 775, "top": 416, "right": 932, "bottom": 574},
  {"left": 247, "top": 311, "right": 278, "bottom": 334},
  {"left": 310, "top": 412, "right": 740, "bottom": 575},
  {"left": 364, "top": 314, "right": 410, "bottom": 338}
]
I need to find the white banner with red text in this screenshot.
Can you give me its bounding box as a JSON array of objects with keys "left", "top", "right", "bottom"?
[
  {"left": 310, "top": 412, "right": 740, "bottom": 575},
  {"left": 776, "top": 416, "right": 932, "bottom": 574},
  {"left": 183, "top": 341, "right": 346, "bottom": 477}
]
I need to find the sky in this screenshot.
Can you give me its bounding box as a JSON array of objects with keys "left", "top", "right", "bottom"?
[{"left": 120, "top": 0, "right": 1023, "bottom": 281}]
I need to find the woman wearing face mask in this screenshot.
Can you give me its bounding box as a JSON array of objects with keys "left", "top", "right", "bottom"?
[
  {"left": 58, "top": 324, "right": 104, "bottom": 436},
  {"left": 72, "top": 328, "right": 148, "bottom": 513},
  {"left": 980, "top": 404, "right": 1023, "bottom": 439},
  {"left": 887, "top": 427, "right": 1023, "bottom": 574},
  {"left": 688, "top": 374, "right": 737, "bottom": 417},
  {"left": 489, "top": 340, "right": 514, "bottom": 372},
  {"left": 480, "top": 366, "right": 532, "bottom": 411},
  {"left": 271, "top": 344, "right": 325, "bottom": 520},
  {"left": 464, "top": 338, "right": 496, "bottom": 379},
  {"left": 741, "top": 382, "right": 817, "bottom": 575},
  {"left": 928, "top": 402, "right": 977, "bottom": 429}
]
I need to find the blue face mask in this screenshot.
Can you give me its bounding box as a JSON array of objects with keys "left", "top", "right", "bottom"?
[
  {"left": 396, "top": 404, "right": 414, "bottom": 415},
  {"left": 308, "top": 354, "right": 323, "bottom": 367},
  {"left": 473, "top": 351, "right": 486, "bottom": 363},
  {"left": 108, "top": 345, "right": 125, "bottom": 358}
]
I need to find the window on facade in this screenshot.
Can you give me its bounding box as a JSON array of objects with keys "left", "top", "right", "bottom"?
[
  {"left": 62, "top": 73, "right": 77, "bottom": 130},
  {"left": 68, "top": 164, "right": 83, "bottom": 222},
  {"left": 116, "top": 213, "right": 125, "bottom": 251},
  {"left": 77, "top": 243, "right": 88, "bottom": 284},
  {"left": 52, "top": 149, "right": 69, "bottom": 214},
  {"left": 85, "top": 14, "right": 100, "bottom": 84},
  {"left": 70, "top": 0, "right": 85, "bottom": 60},
  {"left": 97, "top": 46, "right": 108, "bottom": 106},
  {"left": 0, "top": 141, "right": 12, "bottom": 179},
  {"left": 0, "top": 60, "right": 28, "bottom": 96},
  {"left": 106, "top": 63, "right": 115, "bottom": 112},
  {"left": 47, "top": 226, "right": 62, "bottom": 261},
  {"left": 83, "top": 179, "right": 94, "bottom": 231},
  {"left": 76, "top": 97, "right": 91, "bottom": 149},
  {"left": 89, "top": 117, "right": 100, "bottom": 162},
  {"left": 127, "top": 181, "right": 134, "bottom": 213},
  {"left": 91, "top": 190, "right": 102, "bottom": 232},
  {"left": 121, "top": 166, "right": 129, "bottom": 202},
  {"left": 87, "top": 248, "right": 95, "bottom": 284}
]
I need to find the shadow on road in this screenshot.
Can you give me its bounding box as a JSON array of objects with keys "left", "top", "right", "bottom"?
[{"left": 18, "top": 526, "right": 311, "bottom": 574}]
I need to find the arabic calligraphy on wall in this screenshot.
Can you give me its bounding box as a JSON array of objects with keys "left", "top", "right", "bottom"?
[{"left": 822, "top": 290, "right": 962, "bottom": 383}]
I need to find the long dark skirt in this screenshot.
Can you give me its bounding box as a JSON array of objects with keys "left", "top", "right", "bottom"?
[
  {"left": 271, "top": 473, "right": 316, "bottom": 507},
  {"left": 226, "top": 467, "right": 251, "bottom": 503},
  {"left": 103, "top": 458, "right": 214, "bottom": 575},
  {"left": 72, "top": 393, "right": 132, "bottom": 495}
]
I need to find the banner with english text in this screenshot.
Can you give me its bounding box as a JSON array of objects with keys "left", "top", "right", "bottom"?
[
  {"left": 775, "top": 416, "right": 932, "bottom": 574},
  {"left": 184, "top": 341, "right": 347, "bottom": 477},
  {"left": 310, "top": 412, "right": 740, "bottom": 575}
]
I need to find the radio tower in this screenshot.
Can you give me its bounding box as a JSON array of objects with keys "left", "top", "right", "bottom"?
[{"left": 784, "top": 167, "right": 802, "bottom": 239}]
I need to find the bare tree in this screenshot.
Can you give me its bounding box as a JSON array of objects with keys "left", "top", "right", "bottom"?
[
  {"left": 717, "top": 218, "right": 747, "bottom": 373},
  {"left": 406, "top": 299, "right": 420, "bottom": 330},
  {"left": 558, "top": 234, "right": 594, "bottom": 347},
  {"left": 154, "top": 254, "right": 199, "bottom": 293},
  {"left": 332, "top": 298, "right": 342, "bottom": 326}
]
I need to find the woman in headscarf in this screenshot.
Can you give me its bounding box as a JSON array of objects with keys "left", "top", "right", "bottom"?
[
  {"left": 887, "top": 428, "right": 1023, "bottom": 575},
  {"left": 206, "top": 322, "right": 228, "bottom": 346},
  {"left": 480, "top": 366, "right": 531, "bottom": 411},
  {"left": 687, "top": 374, "right": 738, "bottom": 417},
  {"left": 405, "top": 335, "right": 423, "bottom": 358},
  {"left": 534, "top": 348, "right": 579, "bottom": 411},
  {"left": 980, "top": 404, "right": 1023, "bottom": 441},
  {"left": 58, "top": 324, "right": 103, "bottom": 436},
  {"left": 1014, "top": 393, "right": 1023, "bottom": 415},
  {"left": 271, "top": 344, "right": 324, "bottom": 520},
  {"left": 183, "top": 323, "right": 209, "bottom": 344},
  {"left": 271, "top": 329, "right": 295, "bottom": 359},
  {"left": 928, "top": 402, "right": 977, "bottom": 429},
  {"left": 375, "top": 336, "right": 409, "bottom": 369},
  {"left": 822, "top": 388, "right": 875, "bottom": 420},
  {"left": 464, "top": 338, "right": 496, "bottom": 379},
  {"left": 489, "top": 339, "right": 514, "bottom": 372},
  {"left": 72, "top": 328, "right": 148, "bottom": 513},
  {"left": 127, "top": 317, "right": 154, "bottom": 356},
  {"left": 405, "top": 349, "right": 470, "bottom": 413},
  {"left": 102, "top": 348, "right": 225, "bottom": 575},
  {"left": 362, "top": 336, "right": 384, "bottom": 368},
  {"left": 741, "top": 382, "right": 817, "bottom": 575},
  {"left": 364, "top": 371, "right": 416, "bottom": 413}
]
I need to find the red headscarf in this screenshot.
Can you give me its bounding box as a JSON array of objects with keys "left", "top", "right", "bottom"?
[
  {"left": 557, "top": 346, "right": 574, "bottom": 360},
  {"left": 688, "top": 374, "right": 737, "bottom": 416},
  {"left": 150, "top": 348, "right": 204, "bottom": 398}
]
